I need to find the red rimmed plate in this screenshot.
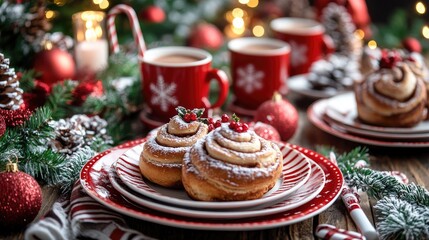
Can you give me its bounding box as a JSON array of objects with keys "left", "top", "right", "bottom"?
[
  {"left": 308, "top": 99, "right": 429, "bottom": 148},
  {"left": 80, "top": 139, "right": 343, "bottom": 231},
  {"left": 115, "top": 143, "right": 311, "bottom": 210}
]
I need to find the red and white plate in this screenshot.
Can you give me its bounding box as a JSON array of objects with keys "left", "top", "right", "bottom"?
[
  {"left": 80, "top": 139, "right": 343, "bottom": 231},
  {"left": 115, "top": 143, "right": 311, "bottom": 210},
  {"left": 308, "top": 99, "right": 429, "bottom": 148},
  {"left": 109, "top": 158, "right": 325, "bottom": 219},
  {"left": 325, "top": 92, "right": 429, "bottom": 135}
]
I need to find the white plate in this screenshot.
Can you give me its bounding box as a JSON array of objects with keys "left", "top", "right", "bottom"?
[
  {"left": 325, "top": 92, "right": 429, "bottom": 134},
  {"left": 109, "top": 158, "right": 325, "bottom": 219},
  {"left": 287, "top": 74, "right": 349, "bottom": 99},
  {"left": 308, "top": 99, "right": 429, "bottom": 148},
  {"left": 115, "top": 143, "right": 311, "bottom": 210}
]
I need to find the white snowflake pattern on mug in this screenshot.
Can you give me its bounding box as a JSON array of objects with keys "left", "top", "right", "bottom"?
[
  {"left": 289, "top": 41, "right": 307, "bottom": 67},
  {"left": 149, "top": 75, "right": 178, "bottom": 112},
  {"left": 236, "top": 64, "right": 264, "bottom": 94}
]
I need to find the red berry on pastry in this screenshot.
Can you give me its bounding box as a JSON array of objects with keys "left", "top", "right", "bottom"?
[{"left": 221, "top": 114, "right": 229, "bottom": 123}]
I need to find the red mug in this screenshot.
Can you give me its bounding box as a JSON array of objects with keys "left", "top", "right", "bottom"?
[
  {"left": 141, "top": 46, "right": 229, "bottom": 123},
  {"left": 270, "top": 18, "right": 333, "bottom": 76},
  {"left": 228, "top": 37, "right": 290, "bottom": 110}
]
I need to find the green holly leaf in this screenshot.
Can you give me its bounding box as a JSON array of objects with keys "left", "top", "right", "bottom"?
[
  {"left": 175, "top": 106, "right": 187, "bottom": 117},
  {"left": 192, "top": 108, "right": 205, "bottom": 118}
]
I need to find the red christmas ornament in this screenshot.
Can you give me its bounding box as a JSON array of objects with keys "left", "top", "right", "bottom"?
[
  {"left": 140, "top": 5, "right": 165, "bottom": 23},
  {"left": 33, "top": 48, "right": 75, "bottom": 86},
  {"left": 250, "top": 121, "right": 281, "bottom": 141},
  {"left": 402, "top": 37, "right": 422, "bottom": 53},
  {"left": 188, "top": 23, "right": 224, "bottom": 50},
  {"left": 72, "top": 80, "right": 104, "bottom": 106},
  {"left": 22, "top": 80, "right": 51, "bottom": 111},
  {"left": 0, "top": 161, "right": 42, "bottom": 230},
  {"left": 0, "top": 116, "right": 6, "bottom": 137},
  {"left": 0, "top": 108, "right": 32, "bottom": 127},
  {"left": 254, "top": 92, "right": 299, "bottom": 141}
]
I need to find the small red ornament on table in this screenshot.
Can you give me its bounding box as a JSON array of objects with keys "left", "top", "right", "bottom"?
[
  {"left": 250, "top": 121, "right": 281, "bottom": 141},
  {"left": 0, "top": 160, "right": 42, "bottom": 230},
  {"left": 140, "top": 5, "right": 165, "bottom": 23},
  {"left": 254, "top": 92, "right": 298, "bottom": 141},
  {"left": 402, "top": 37, "right": 422, "bottom": 53}
]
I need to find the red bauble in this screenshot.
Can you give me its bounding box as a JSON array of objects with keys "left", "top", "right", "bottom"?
[
  {"left": 33, "top": 48, "right": 75, "bottom": 86},
  {"left": 254, "top": 93, "right": 299, "bottom": 141},
  {"left": 188, "top": 23, "right": 224, "bottom": 50},
  {"left": 0, "top": 162, "right": 42, "bottom": 230},
  {"left": 402, "top": 37, "right": 422, "bottom": 53},
  {"left": 140, "top": 5, "right": 165, "bottom": 23},
  {"left": 0, "top": 108, "right": 32, "bottom": 127},
  {"left": 251, "top": 121, "right": 281, "bottom": 141}
]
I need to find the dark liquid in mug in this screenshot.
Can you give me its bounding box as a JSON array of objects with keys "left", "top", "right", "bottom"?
[{"left": 152, "top": 55, "right": 202, "bottom": 63}]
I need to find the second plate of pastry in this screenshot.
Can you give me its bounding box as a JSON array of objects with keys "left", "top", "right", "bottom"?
[{"left": 308, "top": 92, "right": 429, "bottom": 147}]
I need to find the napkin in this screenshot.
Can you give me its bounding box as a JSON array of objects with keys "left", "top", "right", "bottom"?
[{"left": 25, "top": 182, "right": 155, "bottom": 240}]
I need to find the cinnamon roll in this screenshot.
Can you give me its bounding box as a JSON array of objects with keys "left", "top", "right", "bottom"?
[
  {"left": 140, "top": 115, "right": 208, "bottom": 188},
  {"left": 182, "top": 124, "right": 283, "bottom": 201},
  {"left": 355, "top": 62, "right": 427, "bottom": 127}
]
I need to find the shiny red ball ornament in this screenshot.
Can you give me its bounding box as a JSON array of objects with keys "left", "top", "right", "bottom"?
[
  {"left": 402, "top": 37, "right": 422, "bottom": 53},
  {"left": 251, "top": 121, "right": 281, "bottom": 141},
  {"left": 188, "top": 23, "right": 224, "bottom": 50},
  {"left": 33, "top": 48, "right": 75, "bottom": 86},
  {"left": 140, "top": 5, "right": 165, "bottom": 23},
  {"left": 254, "top": 92, "right": 299, "bottom": 141},
  {"left": 0, "top": 162, "right": 42, "bottom": 230}
]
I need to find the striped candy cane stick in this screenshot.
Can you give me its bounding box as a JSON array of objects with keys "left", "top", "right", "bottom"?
[
  {"left": 107, "top": 4, "right": 146, "bottom": 58},
  {"left": 316, "top": 224, "right": 366, "bottom": 240},
  {"left": 329, "top": 152, "right": 378, "bottom": 240}
]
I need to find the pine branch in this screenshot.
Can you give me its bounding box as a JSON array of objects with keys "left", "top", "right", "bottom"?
[
  {"left": 46, "top": 80, "right": 76, "bottom": 120},
  {"left": 21, "top": 148, "right": 66, "bottom": 185},
  {"left": 374, "top": 197, "right": 429, "bottom": 240},
  {"left": 51, "top": 146, "right": 96, "bottom": 193}
]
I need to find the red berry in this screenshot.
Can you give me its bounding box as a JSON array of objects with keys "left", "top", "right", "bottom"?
[
  {"left": 190, "top": 113, "right": 197, "bottom": 121},
  {"left": 242, "top": 123, "right": 249, "bottom": 131},
  {"left": 183, "top": 113, "right": 191, "bottom": 122},
  {"left": 214, "top": 120, "right": 222, "bottom": 128},
  {"left": 229, "top": 121, "right": 237, "bottom": 129},
  {"left": 221, "top": 114, "right": 229, "bottom": 123},
  {"left": 208, "top": 117, "right": 214, "bottom": 124},
  {"left": 208, "top": 124, "right": 214, "bottom": 132},
  {"left": 235, "top": 126, "right": 243, "bottom": 132}
]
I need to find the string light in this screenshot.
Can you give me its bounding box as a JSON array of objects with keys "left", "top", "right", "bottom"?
[
  {"left": 416, "top": 2, "right": 426, "bottom": 14},
  {"left": 53, "top": 0, "right": 66, "bottom": 6},
  {"left": 45, "top": 10, "right": 55, "bottom": 19},
  {"left": 247, "top": 0, "right": 259, "bottom": 8},
  {"left": 232, "top": 17, "right": 244, "bottom": 29},
  {"left": 232, "top": 8, "right": 244, "bottom": 18},
  {"left": 99, "top": 0, "right": 109, "bottom": 9},
  {"left": 368, "top": 40, "right": 377, "bottom": 49},
  {"left": 238, "top": 0, "right": 249, "bottom": 4},
  {"left": 93, "top": 0, "right": 102, "bottom": 4},
  {"left": 422, "top": 25, "right": 429, "bottom": 39},
  {"left": 252, "top": 25, "right": 264, "bottom": 37},
  {"left": 354, "top": 29, "right": 365, "bottom": 40}
]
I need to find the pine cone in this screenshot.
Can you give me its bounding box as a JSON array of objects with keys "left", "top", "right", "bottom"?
[
  {"left": 21, "top": 0, "right": 51, "bottom": 47},
  {"left": 70, "top": 115, "right": 113, "bottom": 146},
  {"left": 308, "top": 54, "right": 362, "bottom": 91},
  {"left": 0, "top": 53, "right": 24, "bottom": 110},
  {"left": 322, "top": 3, "right": 361, "bottom": 58},
  {"left": 48, "top": 118, "right": 86, "bottom": 156}
]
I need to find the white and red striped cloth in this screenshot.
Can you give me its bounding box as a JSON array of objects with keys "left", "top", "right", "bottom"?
[{"left": 25, "top": 182, "right": 154, "bottom": 240}]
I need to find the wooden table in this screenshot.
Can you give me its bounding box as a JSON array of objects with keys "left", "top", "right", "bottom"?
[{"left": 3, "top": 92, "right": 429, "bottom": 240}]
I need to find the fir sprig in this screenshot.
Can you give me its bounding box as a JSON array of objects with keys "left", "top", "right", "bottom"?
[
  {"left": 46, "top": 80, "right": 76, "bottom": 120},
  {"left": 319, "top": 146, "right": 429, "bottom": 239}
]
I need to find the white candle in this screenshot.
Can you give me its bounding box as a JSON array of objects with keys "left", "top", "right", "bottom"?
[{"left": 75, "top": 39, "right": 108, "bottom": 73}]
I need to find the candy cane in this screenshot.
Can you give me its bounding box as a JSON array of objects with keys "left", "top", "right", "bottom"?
[
  {"left": 107, "top": 4, "right": 146, "bottom": 58},
  {"left": 315, "top": 224, "right": 365, "bottom": 240},
  {"left": 329, "top": 153, "right": 378, "bottom": 240}
]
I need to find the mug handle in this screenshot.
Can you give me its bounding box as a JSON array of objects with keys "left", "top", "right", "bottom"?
[{"left": 206, "top": 69, "right": 229, "bottom": 109}]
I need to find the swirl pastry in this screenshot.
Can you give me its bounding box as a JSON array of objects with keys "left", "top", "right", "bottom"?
[
  {"left": 182, "top": 124, "right": 283, "bottom": 201},
  {"left": 140, "top": 115, "right": 208, "bottom": 187},
  {"left": 355, "top": 62, "right": 427, "bottom": 127}
]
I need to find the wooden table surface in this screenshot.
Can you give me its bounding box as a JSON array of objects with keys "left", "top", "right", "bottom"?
[{"left": 3, "top": 92, "right": 429, "bottom": 240}]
